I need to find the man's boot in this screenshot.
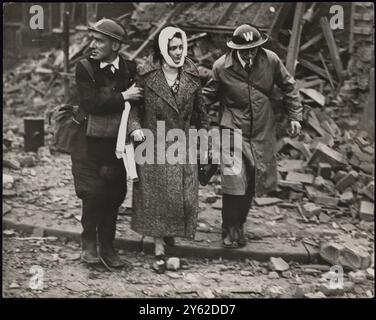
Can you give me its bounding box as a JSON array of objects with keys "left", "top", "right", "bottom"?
[
  {"left": 99, "top": 243, "right": 124, "bottom": 268},
  {"left": 81, "top": 239, "right": 100, "bottom": 264}
]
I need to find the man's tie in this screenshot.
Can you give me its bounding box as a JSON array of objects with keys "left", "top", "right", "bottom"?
[{"left": 245, "top": 62, "right": 251, "bottom": 74}]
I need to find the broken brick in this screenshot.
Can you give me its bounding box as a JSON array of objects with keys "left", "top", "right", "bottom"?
[
  {"left": 269, "top": 257, "right": 289, "bottom": 272},
  {"left": 286, "top": 172, "right": 314, "bottom": 184},
  {"left": 359, "top": 201, "right": 374, "bottom": 222},
  {"left": 320, "top": 242, "right": 371, "bottom": 270},
  {"left": 305, "top": 186, "right": 339, "bottom": 207},
  {"left": 317, "top": 162, "right": 332, "bottom": 180},
  {"left": 360, "top": 181, "right": 374, "bottom": 201},
  {"left": 254, "top": 197, "right": 283, "bottom": 206},
  {"left": 335, "top": 170, "right": 359, "bottom": 193},
  {"left": 279, "top": 180, "right": 303, "bottom": 191},
  {"left": 339, "top": 189, "right": 355, "bottom": 204},
  {"left": 334, "top": 170, "right": 347, "bottom": 183},
  {"left": 308, "top": 142, "right": 348, "bottom": 168},
  {"left": 302, "top": 203, "right": 321, "bottom": 218},
  {"left": 278, "top": 159, "right": 305, "bottom": 173}
]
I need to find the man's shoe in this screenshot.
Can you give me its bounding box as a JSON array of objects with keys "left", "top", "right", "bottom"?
[
  {"left": 81, "top": 240, "right": 100, "bottom": 264},
  {"left": 99, "top": 246, "right": 125, "bottom": 268}
]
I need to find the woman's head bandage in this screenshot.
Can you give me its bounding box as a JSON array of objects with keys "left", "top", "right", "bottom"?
[{"left": 158, "top": 26, "right": 187, "bottom": 68}]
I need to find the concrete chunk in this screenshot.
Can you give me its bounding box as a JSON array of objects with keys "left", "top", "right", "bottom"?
[
  {"left": 359, "top": 201, "right": 374, "bottom": 222},
  {"left": 286, "top": 172, "right": 314, "bottom": 184},
  {"left": 335, "top": 171, "right": 359, "bottom": 193},
  {"left": 254, "top": 197, "right": 283, "bottom": 206},
  {"left": 269, "top": 257, "right": 290, "bottom": 272},
  {"left": 317, "top": 163, "right": 332, "bottom": 180},
  {"left": 166, "top": 257, "right": 180, "bottom": 271},
  {"left": 308, "top": 142, "right": 348, "bottom": 167},
  {"left": 302, "top": 203, "right": 321, "bottom": 218}
]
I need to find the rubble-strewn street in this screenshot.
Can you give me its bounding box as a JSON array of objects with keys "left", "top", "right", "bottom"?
[
  {"left": 3, "top": 230, "right": 374, "bottom": 298},
  {"left": 3, "top": 3, "right": 375, "bottom": 299}
]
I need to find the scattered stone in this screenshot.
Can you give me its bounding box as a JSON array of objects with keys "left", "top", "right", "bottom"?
[
  {"left": 304, "top": 291, "right": 327, "bottom": 299},
  {"left": 37, "top": 146, "right": 51, "bottom": 158},
  {"left": 334, "top": 170, "right": 347, "bottom": 183},
  {"left": 365, "top": 290, "right": 374, "bottom": 298},
  {"left": 313, "top": 176, "right": 326, "bottom": 189},
  {"left": 3, "top": 230, "right": 16, "bottom": 237},
  {"left": 197, "top": 288, "right": 215, "bottom": 298},
  {"left": 360, "top": 181, "right": 374, "bottom": 201},
  {"left": 254, "top": 197, "right": 283, "bottom": 206},
  {"left": 18, "top": 155, "right": 37, "bottom": 167},
  {"left": 267, "top": 285, "right": 284, "bottom": 298},
  {"left": 318, "top": 283, "right": 344, "bottom": 296},
  {"left": 359, "top": 201, "right": 374, "bottom": 222},
  {"left": 286, "top": 171, "right": 314, "bottom": 184},
  {"left": 166, "top": 257, "right": 180, "bottom": 271},
  {"left": 63, "top": 213, "right": 73, "bottom": 219},
  {"left": 308, "top": 142, "right": 348, "bottom": 168},
  {"left": 3, "top": 174, "right": 15, "bottom": 189},
  {"left": 339, "top": 189, "right": 355, "bottom": 204},
  {"left": 320, "top": 242, "right": 371, "bottom": 270},
  {"left": 319, "top": 212, "right": 331, "bottom": 223},
  {"left": 317, "top": 163, "right": 332, "bottom": 180},
  {"left": 335, "top": 171, "right": 359, "bottom": 193},
  {"left": 9, "top": 282, "right": 20, "bottom": 289},
  {"left": 348, "top": 270, "right": 367, "bottom": 284},
  {"left": 3, "top": 158, "right": 21, "bottom": 170},
  {"left": 197, "top": 222, "right": 213, "bottom": 233},
  {"left": 269, "top": 257, "right": 289, "bottom": 272},
  {"left": 268, "top": 271, "right": 280, "bottom": 279},
  {"left": 65, "top": 281, "right": 88, "bottom": 292},
  {"left": 366, "top": 268, "right": 374, "bottom": 280},
  {"left": 279, "top": 180, "right": 303, "bottom": 191},
  {"left": 302, "top": 203, "right": 321, "bottom": 218},
  {"left": 278, "top": 159, "right": 305, "bottom": 173}
]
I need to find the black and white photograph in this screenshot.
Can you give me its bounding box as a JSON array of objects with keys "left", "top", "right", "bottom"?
[{"left": 2, "top": 2, "right": 375, "bottom": 305}]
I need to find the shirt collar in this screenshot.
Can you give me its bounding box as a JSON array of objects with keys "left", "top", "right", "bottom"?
[
  {"left": 100, "top": 55, "right": 120, "bottom": 70},
  {"left": 236, "top": 51, "right": 247, "bottom": 68}
]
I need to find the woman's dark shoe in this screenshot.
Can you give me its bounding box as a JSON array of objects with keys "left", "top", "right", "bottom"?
[
  {"left": 163, "top": 236, "right": 175, "bottom": 247},
  {"left": 152, "top": 255, "right": 166, "bottom": 274},
  {"left": 222, "top": 227, "right": 239, "bottom": 249}
]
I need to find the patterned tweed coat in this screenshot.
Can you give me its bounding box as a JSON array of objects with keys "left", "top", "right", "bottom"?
[{"left": 128, "top": 55, "right": 208, "bottom": 238}]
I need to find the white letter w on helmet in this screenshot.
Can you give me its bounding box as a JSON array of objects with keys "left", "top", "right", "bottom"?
[{"left": 243, "top": 31, "right": 253, "bottom": 42}]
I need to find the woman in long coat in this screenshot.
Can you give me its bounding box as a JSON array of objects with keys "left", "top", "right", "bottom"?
[{"left": 127, "top": 26, "right": 208, "bottom": 272}]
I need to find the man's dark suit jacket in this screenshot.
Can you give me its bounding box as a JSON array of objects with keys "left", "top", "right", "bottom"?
[{"left": 73, "top": 56, "right": 137, "bottom": 165}]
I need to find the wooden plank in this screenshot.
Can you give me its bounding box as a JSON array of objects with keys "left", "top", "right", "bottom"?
[
  {"left": 300, "top": 33, "right": 323, "bottom": 52},
  {"left": 320, "top": 17, "right": 345, "bottom": 83},
  {"left": 318, "top": 51, "right": 335, "bottom": 88},
  {"left": 299, "top": 58, "right": 330, "bottom": 80},
  {"left": 286, "top": 3, "right": 306, "bottom": 76},
  {"left": 216, "top": 3, "right": 238, "bottom": 25}
]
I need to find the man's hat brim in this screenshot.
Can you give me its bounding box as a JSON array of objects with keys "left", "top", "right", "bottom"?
[
  {"left": 226, "top": 34, "right": 268, "bottom": 50},
  {"left": 88, "top": 26, "right": 126, "bottom": 43}
]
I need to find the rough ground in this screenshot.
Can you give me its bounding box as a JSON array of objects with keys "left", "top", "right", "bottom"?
[{"left": 3, "top": 230, "right": 374, "bottom": 299}]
